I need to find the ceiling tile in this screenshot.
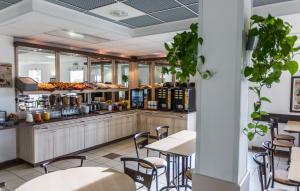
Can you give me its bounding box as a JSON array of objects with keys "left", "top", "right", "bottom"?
[
  {"left": 177, "top": 0, "right": 199, "bottom": 5},
  {"left": 0, "top": 1, "right": 11, "bottom": 10},
  {"left": 45, "top": 0, "right": 86, "bottom": 12},
  {"left": 253, "top": 0, "right": 292, "bottom": 7},
  {"left": 187, "top": 3, "right": 198, "bottom": 13},
  {"left": 151, "top": 7, "right": 197, "bottom": 22},
  {"left": 120, "top": 15, "right": 163, "bottom": 28},
  {"left": 2, "top": 0, "right": 21, "bottom": 3},
  {"left": 55, "top": 0, "right": 115, "bottom": 10},
  {"left": 124, "top": 0, "right": 181, "bottom": 13}
]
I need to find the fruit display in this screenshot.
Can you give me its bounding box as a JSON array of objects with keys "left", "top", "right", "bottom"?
[
  {"left": 36, "top": 82, "right": 127, "bottom": 92},
  {"left": 38, "top": 83, "right": 55, "bottom": 91}
]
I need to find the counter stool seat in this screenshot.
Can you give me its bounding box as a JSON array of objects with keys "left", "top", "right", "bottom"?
[
  {"left": 141, "top": 157, "right": 167, "bottom": 169},
  {"left": 274, "top": 169, "right": 300, "bottom": 187},
  {"left": 273, "top": 140, "right": 293, "bottom": 148}
]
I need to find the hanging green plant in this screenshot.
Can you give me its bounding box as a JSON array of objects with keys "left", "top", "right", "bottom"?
[
  {"left": 163, "top": 23, "right": 213, "bottom": 83},
  {"left": 244, "top": 14, "right": 300, "bottom": 141}
]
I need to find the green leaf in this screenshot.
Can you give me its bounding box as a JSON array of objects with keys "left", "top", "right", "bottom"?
[
  {"left": 251, "top": 112, "right": 261, "bottom": 119},
  {"left": 257, "top": 124, "right": 269, "bottom": 133},
  {"left": 260, "top": 97, "right": 271, "bottom": 103},
  {"left": 248, "top": 123, "right": 255, "bottom": 129},
  {"left": 247, "top": 132, "right": 255, "bottom": 141},
  {"left": 244, "top": 66, "right": 253, "bottom": 77},
  {"left": 260, "top": 111, "right": 269, "bottom": 116},
  {"left": 285, "top": 61, "right": 299, "bottom": 75}
]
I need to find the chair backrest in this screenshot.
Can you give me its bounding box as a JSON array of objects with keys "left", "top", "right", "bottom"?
[
  {"left": 40, "top": 155, "right": 87, "bottom": 174},
  {"left": 155, "top": 126, "right": 169, "bottom": 140},
  {"left": 121, "top": 157, "right": 157, "bottom": 191},
  {"left": 253, "top": 152, "right": 270, "bottom": 191},
  {"left": 269, "top": 117, "right": 279, "bottom": 140},
  {"left": 262, "top": 141, "right": 275, "bottom": 183},
  {"left": 134, "top": 132, "right": 150, "bottom": 159}
]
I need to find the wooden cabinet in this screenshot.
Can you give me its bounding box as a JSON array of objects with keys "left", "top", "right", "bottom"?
[
  {"left": 147, "top": 115, "right": 174, "bottom": 136},
  {"left": 34, "top": 130, "right": 54, "bottom": 163},
  {"left": 53, "top": 128, "right": 70, "bottom": 158},
  {"left": 96, "top": 119, "right": 109, "bottom": 145},
  {"left": 108, "top": 116, "right": 123, "bottom": 141},
  {"left": 69, "top": 125, "right": 85, "bottom": 153},
  {"left": 122, "top": 114, "right": 137, "bottom": 137},
  {"left": 84, "top": 122, "right": 98, "bottom": 148}
]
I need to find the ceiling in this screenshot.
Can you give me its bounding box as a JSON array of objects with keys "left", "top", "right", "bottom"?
[{"left": 0, "top": 0, "right": 299, "bottom": 57}]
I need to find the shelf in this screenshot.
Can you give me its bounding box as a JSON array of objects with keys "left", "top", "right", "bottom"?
[{"left": 17, "top": 88, "right": 129, "bottom": 95}]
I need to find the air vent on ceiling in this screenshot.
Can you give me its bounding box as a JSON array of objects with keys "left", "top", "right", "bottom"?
[{"left": 46, "top": 29, "right": 109, "bottom": 44}]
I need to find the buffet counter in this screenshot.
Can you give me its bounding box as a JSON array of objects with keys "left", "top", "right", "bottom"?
[{"left": 16, "top": 109, "right": 196, "bottom": 165}]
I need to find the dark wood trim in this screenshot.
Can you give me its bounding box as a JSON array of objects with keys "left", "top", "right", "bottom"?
[
  {"left": 14, "top": 41, "right": 134, "bottom": 61},
  {"left": 14, "top": 41, "right": 168, "bottom": 62},
  {"left": 255, "top": 113, "right": 300, "bottom": 123},
  {"left": 290, "top": 76, "right": 300, "bottom": 113},
  {"left": 0, "top": 159, "right": 23, "bottom": 170}
]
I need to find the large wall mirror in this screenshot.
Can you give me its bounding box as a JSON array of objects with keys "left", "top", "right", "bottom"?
[
  {"left": 117, "top": 60, "right": 129, "bottom": 87},
  {"left": 59, "top": 52, "right": 88, "bottom": 83},
  {"left": 90, "top": 58, "right": 112, "bottom": 83},
  {"left": 18, "top": 47, "right": 56, "bottom": 82},
  {"left": 138, "top": 63, "right": 150, "bottom": 85}
]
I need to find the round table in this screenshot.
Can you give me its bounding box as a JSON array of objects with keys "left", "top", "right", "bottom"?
[{"left": 16, "top": 167, "right": 136, "bottom": 191}]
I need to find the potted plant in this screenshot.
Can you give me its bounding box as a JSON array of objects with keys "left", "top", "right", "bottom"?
[
  {"left": 122, "top": 75, "right": 128, "bottom": 87},
  {"left": 244, "top": 14, "right": 300, "bottom": 140},
  {"left": 106, "top": 100, "right": 113, "bottom": 112},
  {"left": 163, "top": 23, "right": 213, "bottom": 83},
  {"left": 121, "top": 100, "right": 128, "bottom": 110}
]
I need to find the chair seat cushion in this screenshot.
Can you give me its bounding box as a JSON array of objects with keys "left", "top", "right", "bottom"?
[
  {"left": 273, "top": 140, "right": 293, "bottom": 148},
  {"left": 275, "top": 134, "right": 295, "bottom": 141},
  {"left": 274, "top": 169, "right": 300, "bottom": 186},
  {"left": 141, "top": 157, "right": 167, "bottom": 169}
]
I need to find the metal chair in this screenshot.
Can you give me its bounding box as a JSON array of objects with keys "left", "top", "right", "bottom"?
[
  {"left": 262, "top": 141, "right": 300, "bottom": 191},
  {"left": 270, "top": 117, "right": 295, "bottom": 142},
  {"left": 40, "top": 155, "right": 87, "bottom": 174},
  {"left": 253, "top": 152, "right": 289, "bottom": 191},
  {"left": 269, "top": 122, "right": 293, "bottom": 163},
  {"left": 155, "top": 126, "right": 170, "bottom": 158},
  {"left": 121, "top": 157, "right": 158, "bottom": 191}
]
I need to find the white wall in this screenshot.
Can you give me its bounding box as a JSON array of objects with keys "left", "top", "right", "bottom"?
[
  {"left": 250, "top": 54, "right": 300, "bottom": 148},
  {"left": 0, "top": 35, "right": 16, "bottom": 162}
]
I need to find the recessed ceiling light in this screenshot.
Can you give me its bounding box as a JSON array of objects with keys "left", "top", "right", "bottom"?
[
  {"left": 109, "top": 10, "right": 128, "bottom": 18},
  {"left": 68, "top": 31, "right": 84, "bottom": 39}
]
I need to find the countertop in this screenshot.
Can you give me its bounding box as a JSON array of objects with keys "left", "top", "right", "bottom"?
[{"left": 0, "top": 109, "right": 195, "bottom": 131}]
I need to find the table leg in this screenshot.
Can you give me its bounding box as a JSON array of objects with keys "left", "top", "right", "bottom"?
[
  {"left": 166, "top": 154, "right": 170, "bottom": 187},
  {"left": 299, "top": 133, "right": 300, "bottom": 147}
]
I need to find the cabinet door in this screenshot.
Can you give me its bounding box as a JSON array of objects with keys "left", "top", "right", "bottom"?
[
  {"left": 172, "top": 118, "right": 187, "bottom": 134},
  {"left": 96, "top": 119, "right": 109, "bottom": 145},
  {"left": 108, "top": 117, "right": 123, "bottom": 141},
  {"left": 34, "top": 130, "right": 54, "bottom": 163},
  {"left": 84, "top": 122, "right": 97, "bottom": 148},
  {"left": 69, "top": 125, "right": 85, "bottom": 153},
  {"left": 53, "top": 128, "right": 70, "bottom": 158},
  {"left": 122, "top": 115, "right": 131, "bottom": 137},
  {"left": 138, "top": 113, "right": 149, "bottom": 132},
  {"left": 147, "top": 115, "right": 174, "bottom": 136}
]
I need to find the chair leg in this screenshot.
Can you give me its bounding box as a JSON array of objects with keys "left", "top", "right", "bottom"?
[{"left": 156, "top": 172, "right": 159, "bottom": 191}]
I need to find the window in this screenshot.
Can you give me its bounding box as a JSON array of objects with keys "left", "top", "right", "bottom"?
[
  {"left": 60, "top": 53, "right": 87, "bottom": 83},
  {"left": 28, "top": 69, "right": 42, "bottom": 82},
  {"left": 18, "top": 47, "right": 55, "bottom": 82},
  {"left": 154, "top": 65, "right": 173, "bottom": 83},
  {"left": 117, "top": 61, "right": 129, "bottom": 87},
  {"left": 90, "top": 58, "right": 112, "bottom": 83},
  {"left": 138, "top": 63, "right": 150, "bottom": 85}
]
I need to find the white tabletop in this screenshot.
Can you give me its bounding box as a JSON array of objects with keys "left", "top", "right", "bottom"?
[
  {"left": 284, "top": 121, "right": 300, "bottom": 133},
  {"left": 146, "top": 130, "right": 196, "bottom": 157},
  {"left": 16, "top": 167, "right": 136, "bottom": 191},
  {"left": 289, "top": 147, "right": 300, "bottom": 183}
]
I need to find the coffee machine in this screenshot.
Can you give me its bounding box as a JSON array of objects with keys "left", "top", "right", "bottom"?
[
  {"left": 172, "top": 87, "right": 196, "bottom": 112},
  {"left": 155, "top": 88, "right": 173, "bottom": 111}
]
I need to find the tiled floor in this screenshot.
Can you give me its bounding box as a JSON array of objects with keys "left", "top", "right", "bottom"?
[{"left": 0, "top": 138, "right": 297, "bottom": 191}]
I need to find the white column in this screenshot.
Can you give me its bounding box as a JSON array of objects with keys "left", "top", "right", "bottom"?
[{"left": 193, "top": 0, "right": 252, "bottom": 190}]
